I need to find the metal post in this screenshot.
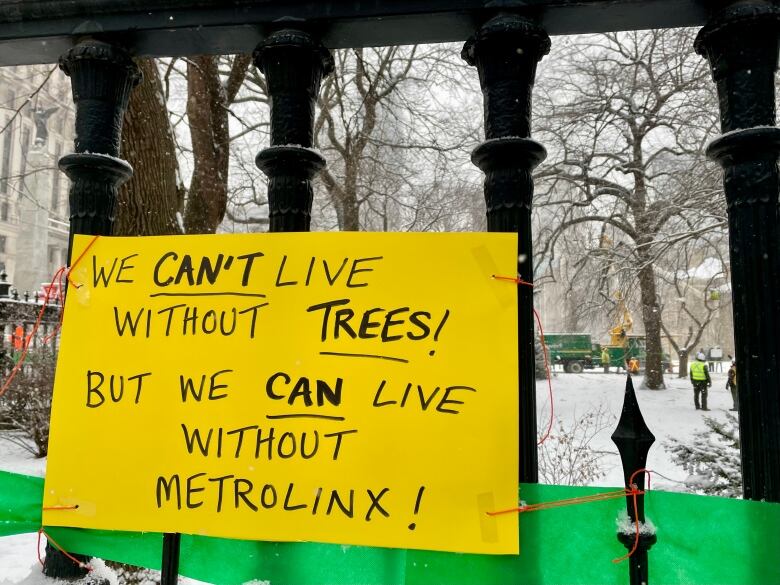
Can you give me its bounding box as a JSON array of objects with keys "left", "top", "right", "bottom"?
[
  {"left": 254, "top": 29, "right": 333, "bottom": 232},
  {"left": 612, "top": 376, "right": 657, "bottom": 585},
  {"left": 58, "top": 39, "right": 140, "bottom": 257},
  {"left": 695, "top": 2, "right": 780, "bottom": 502},
  {"left": 462, "top": 14, "right": 550, "bottom": 483},
  {"left": 45, "top": 38, "right": 140, "bottom": 580},
  {"left": 161, "top": 532, "right": 182, "bottom": 585}
]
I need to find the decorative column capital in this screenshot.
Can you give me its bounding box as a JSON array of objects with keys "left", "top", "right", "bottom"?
[
  {"left": 253, "top": 28, "right": 334, "bottom": 79},
  {"left": 59, "top": 39, "right": 141, "bottom": 157},
  {"left": 254, "top": 29, "right": 333, "bottom": 232},
  {"left": 59, "top": 38, "right": 142, "bottom": 81},
  {"left": 53, "top": 38, "right": 138, "bottom": 278},
  {"left": 695, "top": 3, "right": 780, "bottom": 133},
  {"left": 253, "top": 29, "right": 334, "bottom": 148},
  {"left": 462, "top": 14, "right": 550, "bottom": 140},
  {"left": 461, "top": 14, "right": 551, "bottom": 67}
]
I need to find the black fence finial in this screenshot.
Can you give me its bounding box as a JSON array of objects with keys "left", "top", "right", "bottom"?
[{"left": 611, "top": 375, "right": 657, "bottom": 585}]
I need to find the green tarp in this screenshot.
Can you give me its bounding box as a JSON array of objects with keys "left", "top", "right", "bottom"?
[{"left": 2, "top": 470, "right": 778, "bottom": 584}]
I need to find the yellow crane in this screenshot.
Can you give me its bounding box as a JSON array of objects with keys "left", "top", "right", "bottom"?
[{"left": 608, "top": 292, "right": 633, "bottom": 348}]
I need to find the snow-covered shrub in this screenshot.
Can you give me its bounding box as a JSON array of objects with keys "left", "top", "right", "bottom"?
[
  {"left": 665, "top": 412, "right": 742, "bottom": 497},
  {"left": 107, "top": 562, "right": 159, "bottom": 585},
  {"left": 538, "top": 405, "right": 616, "bottom": 485},
  {"left": 0, "top": 346, "right": 57, "bottom": 457}
]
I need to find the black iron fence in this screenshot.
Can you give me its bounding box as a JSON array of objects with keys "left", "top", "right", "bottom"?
[{"left": 0, "top": 271, "right": 62, "bottom": 362}]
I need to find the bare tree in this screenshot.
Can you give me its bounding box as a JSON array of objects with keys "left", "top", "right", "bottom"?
[
  {"left": 534, "top": 29, "right": 724, "bottom": 389},
  {"left": 658, "top": 235, "right": 730, "bottom": 377},
  {"left": 118, "top": 55, "right": 251, "bottom": 235},
  {"left": 231, "top": 44, "right": 481, "bottom": 233}
]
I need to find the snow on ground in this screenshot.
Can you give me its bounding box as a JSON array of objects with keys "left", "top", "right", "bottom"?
[
  {"left": 539, "top": 367, "right": 734, "bottom": 490},
  {"left": 0, "top": 369, "right": 732, "bottom": 583}
]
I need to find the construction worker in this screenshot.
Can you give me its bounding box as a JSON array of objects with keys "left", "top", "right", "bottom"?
[
  {"left": 10, "top": 324, "right": 25, "bottom": 363},
  {"left": 601, "top": 347, "right": 610, "bottom": 373},
  {"left": 628, "top": 356, "right": 640, "bottom": 374},
  {"left": 726, "top": 360, "right": 738, "bottom": 412},
  {"left": 690, "top": 352, "right": 712, "bottom": 411}
]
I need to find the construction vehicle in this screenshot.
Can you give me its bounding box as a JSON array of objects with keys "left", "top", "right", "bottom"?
[
  {"left": 543, "top": 333, "right": 600, "bottom": 373},
  {"left": 542, "top": 294, "right": 669, "bottom": 373}
]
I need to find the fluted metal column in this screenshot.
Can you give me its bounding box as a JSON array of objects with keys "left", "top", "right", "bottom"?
[
  {"left": 58, "top": 39, "right": 140, "bottom": 255},
  {"left": 254, "top": 29, "right": 333, "bottom": 232},
  {"left": 695, "top": 2, "right": 780, "bottom": 502},
  {"left": 46, "top": 39, "right": 140, "bottom": 580},
  {"left": 462, "top": 14, "right": 550, "bottom": 483}
]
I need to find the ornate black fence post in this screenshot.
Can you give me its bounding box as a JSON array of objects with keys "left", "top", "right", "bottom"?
[
  {"left": 462, "top": 14, "right": 550, "bottom": 483},
  {"left": 58, "top": 39, "right": 140, "bottom": 256},
  {"left": 254, "top": 29, "right": 334, "bottom": 233},
  {"left": 44, "top": 38, "right": 140, "bottom": 580},
  {"left": 612, "top": 376, "right": 656, "bottom": 585},
  {"left": 694, "top": 2, "right": 780, "bottom": 503}
]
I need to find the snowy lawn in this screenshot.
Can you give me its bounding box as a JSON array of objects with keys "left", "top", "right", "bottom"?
[
  {"left": 538, "top": 369, "right": 734, "bottom": 489},
  {"left": 0, "top": 370, "right": 733, "bottom": 583}
]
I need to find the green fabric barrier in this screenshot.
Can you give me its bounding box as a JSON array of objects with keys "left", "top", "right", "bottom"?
[
  {"left": 0, "top": 470, "right": 43, "bottom": 537},
  {"left": 2, "top": 470, "right": 779, "bottom": 584}
]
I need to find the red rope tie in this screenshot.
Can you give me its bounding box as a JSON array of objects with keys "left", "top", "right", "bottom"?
[
  {"left": 37, "top": 528, "right": 93, "bottom": 571},
  {"left": 533, "top": 307, "right": 554, "bottom": 445},
  {"left": 66, "top": 235, "right": 100, "bottom": 289},
  {"left": 487, "top": 488, "right": 636, "bottom": 516},
  {"left": 611, "top": 468, "right": 653, "bottom": 563},
  {"left": 487, "top": 468, "right": 653, "bottom": 563},
  {"left": 492, "top": 274, "right": 534, "bottom": 287},
  {"left": 0, "top": 265, "right": 66, "bottom": 399},
  {"left": 491, "top": 274, "right": 555, "bottom": 446},
  {"left": 0, "top": 235, "right": 99, "bottom": 399}
]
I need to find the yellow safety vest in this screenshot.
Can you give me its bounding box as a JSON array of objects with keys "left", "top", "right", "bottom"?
[{"left": 690, "top": 360, "right": 708, "bottom": 381}]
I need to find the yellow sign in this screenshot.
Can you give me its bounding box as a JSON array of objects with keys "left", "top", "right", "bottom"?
[{"left": 44, "top": 232, "right": 519, "bottom": 554}]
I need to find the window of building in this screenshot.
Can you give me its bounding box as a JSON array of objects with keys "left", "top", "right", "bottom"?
[
  {"left": 0, "top": 236, "right": 6, "bottom": 253},
  {"left": 1, "top": 201, "right": 8, "bottom": 222},
  {"left": 48, "top": 245, "right": 59, "bottom": 274},
  {"left": 0, "top": 118, "right": 14, "bottom": 195},
  {"left": 51, "top": 141, "right": 62, "bottom": 212},
  {"left": 19, "top": 126, "right": 31, "bottom": 180}
]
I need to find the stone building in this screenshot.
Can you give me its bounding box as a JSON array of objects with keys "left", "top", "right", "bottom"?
[{"left": 0, "top": 64, "right": 73, "bottom": 295}]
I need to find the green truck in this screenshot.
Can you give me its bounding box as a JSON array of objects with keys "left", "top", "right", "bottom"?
[{"left": 543, "top": 333, "right": 665, "bottom": 373}]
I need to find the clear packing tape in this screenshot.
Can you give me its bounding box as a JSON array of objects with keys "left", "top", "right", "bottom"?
[{"left": 2, "top": 470, "right": 778, "bottom": 585}]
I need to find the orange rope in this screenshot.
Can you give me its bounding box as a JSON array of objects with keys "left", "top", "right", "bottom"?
[
  {"left": 533, "top": 307, "right": 554, "bottom": 445},
  {"left": 42, "top": 505, "right": 79, "bottom": 511},
  {"left": 0, "top": 266, "right": 66, "bottom": 399},
  {"left": 37, "top": 528, "right": 92, "bottom": 571},
  {"left": 611, "top": 468, "right": 654, "bottom": 563},
  {"left": 492, "top": 274, "right": 534, "bottom": 287},
  {"left": 488, "top": 488, "right": 639, "bottom": 516},
  {"left": 488, "top": 468, "right": 654, "bottom": 563},
  {"left": 491, "top": 274, "right": 555, "bottom": 446},
  {"left": 0, "top": 235, "right": 98, "bottom": 399},
  {"left": 66, "top": 235, "right": 100, "bottom": 289}
]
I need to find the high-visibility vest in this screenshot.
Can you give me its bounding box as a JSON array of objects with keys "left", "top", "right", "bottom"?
[
  {"left": 11, "top": 326, "right": 24, "bottom": 350},
  {"left": 629, "top": 358, "right": 640, "bottom": 373},
  {"left": 690, "top": 360, "right": 708, "bottom": 381}
]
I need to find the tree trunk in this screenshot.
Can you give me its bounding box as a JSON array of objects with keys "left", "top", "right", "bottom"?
[
  {"left": 184, "top": 55, "right": 230, "bottom": 234},
  {"left": 116, "top": 58, "right": 182, "bottom": 235},
  {"left": 638, "top": 259, "right": 666, "bottom": 389},
  {"left": 678, "top": 350, "right": 689, "bottom": 379}
]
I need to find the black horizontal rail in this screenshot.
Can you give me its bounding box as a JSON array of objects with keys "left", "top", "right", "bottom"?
[{"left": 0, "top": 0, "right": 714, "bottom": 66}]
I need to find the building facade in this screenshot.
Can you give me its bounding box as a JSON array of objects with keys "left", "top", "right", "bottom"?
[{"left": 0, "top": 64, "right": 72, "bottom": 295}]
